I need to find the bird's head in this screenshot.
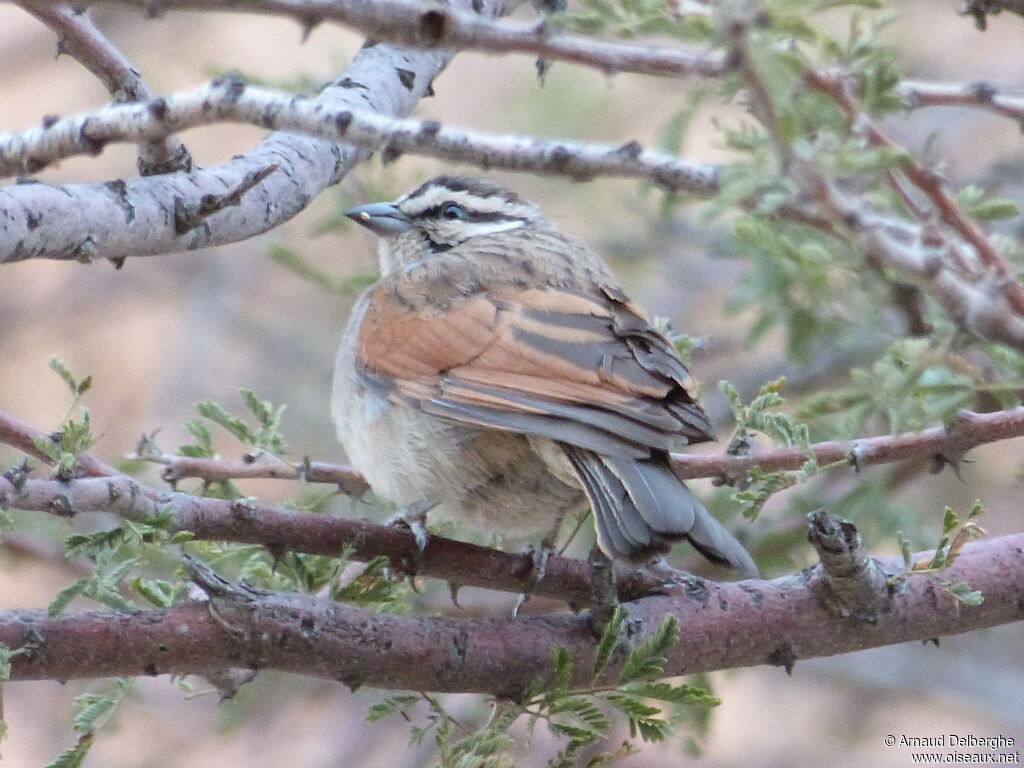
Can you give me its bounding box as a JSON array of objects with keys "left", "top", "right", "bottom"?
[{"left": 346, "top": 176, "right": 545, "bottom": 274}]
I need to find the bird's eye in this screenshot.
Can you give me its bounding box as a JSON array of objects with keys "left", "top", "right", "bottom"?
[{"left": 439, "top": 202, "right": 468, "bottom": 221}]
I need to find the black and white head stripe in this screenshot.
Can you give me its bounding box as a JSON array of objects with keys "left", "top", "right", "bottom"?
[{"left": 398, "top": 176, "right": 541, "bottom": 228}]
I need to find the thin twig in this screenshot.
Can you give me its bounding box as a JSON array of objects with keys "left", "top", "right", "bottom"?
[
  {"left": 19, "top": 2, "right": 192, "bottom": 175},
  {"left": 807, "top": 70, "right": 1024, "bottom": 318},
  {"left": 898, "top": 79, "right": 1024, "bottom": 124},
  {"left": 117, "top": 408, "right": 1024, "bottom": 484}
]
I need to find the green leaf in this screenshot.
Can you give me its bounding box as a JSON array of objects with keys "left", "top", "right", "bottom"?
[
  {"left": 896, "top": 531, "right": 912, "bottom": 569},
  {"left": 267, "top": 244, "right": 339, "bottom": 293},
  {"left": 196, "top": 400, "right": 253, "bottom": 444},
  {"left": 72, "top": 693, "right": 118, "bottom": 733},
  {"left": 635, "top": 718, "right": 670, "bottom": 742},
  {"left": 968, "top": 198, "right": 1020, "bottom": 221},
  {"left": 33, "top": 435, "right": 61, "bottom": 462},
  {"left": 49, "top": 357, "right": 90, "bottom": 397},
  {"left": 941, "top": 507, "right": 959, "bottom": 535},
  {"left": 620, "top": 616, "right": 678, "bottom": 682},
  {"left": 132, "top": 578, "right": 180, "bottom": 607},
  {"left": 605, "top": 692, "right": 661, "bottom": 719},
  {"left": 940, "top": 580, "right": 984, "bottom": 606},
  {"left": 181, "top": 419, "right": 215, "bottom": 458},
  {"left": 591, "top": 604, "right": 626, "bottom": 682},
  {"left": 549, "top": 645, "right": 574, "bottom": 696},
  {"left": 49, "top": 579, "right": 87, "bottom": 617},
  {"left": 45, "top": 736, "right": 93, "bottom": 768},
  {"left": 366, "top": 694, "right": 420, "bottom": 722},
  {"left": 622, "top": 681, "right": 721, "bottom": 706}
]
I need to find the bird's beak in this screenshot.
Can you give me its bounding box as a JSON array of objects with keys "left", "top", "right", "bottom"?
[{"left": 344, "top": 202, "right": 414, "bottom": 236}]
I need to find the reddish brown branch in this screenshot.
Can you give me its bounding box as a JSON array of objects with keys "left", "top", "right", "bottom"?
[
  {"left": 1, "top": 533, "right": 1021, "bottom": 694},
  {"left": 155, "top": 453, "right": 369, "bottom": 497},
  {"left": 807, "top": 71, "right": 1024, "bottom": 318},
  {"left": 898, "top": 79, "right": 1024, "bottom": 123},
  {"left": 0, "top": 473, "right": 674, "bottom": 605},
  {"left": 0, "top": 410, "right": 123, "bottom": 478},
  {"left": 5, "top": 407, "right": 1024, "bottom": 606},
  {"left": 675, "top": 407, "right": 1024, "bottom": 479},
  {"left": 128, "top": 407, "right": 1024, "bottom": 483}
]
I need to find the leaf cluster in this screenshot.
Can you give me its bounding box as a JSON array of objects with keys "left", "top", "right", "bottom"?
[
  {"left": 365, "top": 611, "right": 718, "bottom": 767},
  {"left": 894, "top": 501, "right": 987, "bottom": 606}
]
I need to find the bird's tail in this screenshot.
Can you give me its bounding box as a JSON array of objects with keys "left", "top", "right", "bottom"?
[{"left": 561, "top": 445, "right": 758, "bottom": 578}]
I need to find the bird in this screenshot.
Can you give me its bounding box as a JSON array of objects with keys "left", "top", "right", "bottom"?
[{"left": 332, "top": 175, "right": 758, "bottom": 596}]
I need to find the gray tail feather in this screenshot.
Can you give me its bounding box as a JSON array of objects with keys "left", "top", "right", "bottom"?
[{"left": 561, "top": 445, "right": 758, "bottom": 577}]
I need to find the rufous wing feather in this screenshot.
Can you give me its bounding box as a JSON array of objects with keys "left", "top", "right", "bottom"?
[{"left": 356, "top": 281, "right": 713, "bottom": 457}]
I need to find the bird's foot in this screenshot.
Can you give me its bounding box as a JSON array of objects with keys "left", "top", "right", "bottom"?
[
  {"left": 512, "top": 514, "right": 567, "bottom": 617},
  {"left": 587, "top": 544, "right": 619, "bottom": 638},
  {"left": 512, "top": 542, "right": 554, "bottom": 617},
  {"left": 385, "top": 497, "right": 437, "bottom": 578}
]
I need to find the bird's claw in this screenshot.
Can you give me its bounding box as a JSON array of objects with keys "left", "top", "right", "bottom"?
[
  {"left": 586, "top": 544, "right": 619, "bottom": 638},
  {"left": 512, "top": 542, "right": 554, "bottom": 617},
  {"left": 385, "top": 497, "right": 437, "bottom": 576}
]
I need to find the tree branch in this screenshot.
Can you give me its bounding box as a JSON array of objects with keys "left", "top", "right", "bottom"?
[
  {"left": 0, "top": 79, "right": 721, "bottom": 192},
  {"left": 23, "top": 0, "right": 728, "bottom": 79},
  {"left": 805, "top": 173, "right": 1024, "bottom": 353},
  {"left": 0, "top": 471, "right": 678, "bottom": 606},
  {"left": 0, "top": 0, "right": 519, "bottom": 263},
  {"left": 1, "top": 532, "right": 1021, "bottom": 694},
  {"left": 5, "top": 406, "right": 1024, "bottom": 607},
  {"left": 961, "top": 0, "right": 1024, "bottom": 30},
  {"left": 807, "top": 70, "right": 1024, "bottom": 318},
  {"left": 18, "top": 2, "right": 193, "bottom": 175},
  {"left": 122, "top": 407, "right": 1024, "bottom": 484},
  {"left": 898, "top": 79, "right": 1024, "bottom": 124}
]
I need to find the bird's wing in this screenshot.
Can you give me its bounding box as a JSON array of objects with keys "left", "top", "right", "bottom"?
[{"left": 355, "top": 279, "right": 713, "bottom": 458}]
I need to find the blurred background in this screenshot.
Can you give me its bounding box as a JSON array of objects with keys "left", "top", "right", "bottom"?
[{"left": 1, "top": 1, "right": 1022, "bottom": 765}]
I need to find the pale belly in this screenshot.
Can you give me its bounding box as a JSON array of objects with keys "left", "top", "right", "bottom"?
[{"left": 333, "top": 351, "right": 585, "bottom": 539}]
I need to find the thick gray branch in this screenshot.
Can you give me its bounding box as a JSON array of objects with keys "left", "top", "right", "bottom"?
[
  {"left": 23, "top": 0, "right": 727, "bottom": 79},
  {"left": 0, "top": 0, "right": 517, "bottom": 263}
]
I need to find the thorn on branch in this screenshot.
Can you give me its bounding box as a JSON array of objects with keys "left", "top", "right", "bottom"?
[
  {"left": 419, "top": 9, "right": 450, "bottom": 44},
  {"left": 299, "top": 16, "right": 322, "bottom": 42},
  {"left": 173, "top": 165, "right": 279, "bottom": 235},
  {"left": 48, "top": 494, "right": 76, "bottom": 518},
  {"left": 71, "top": 236, "right": 98, "bottom": 264},
  {"left": 767, "top": 641, "right": 797, "bottom": 675},
  {"left": 807, "top": 510, "right": 890, "bottom": 622},
  {"left": 3, "top": 460, "right": 30, "bottom": 493},
  {"left": 614, "top": 140, "right": 643, "bottom": 159},
  {"left": 184, "top": 554, "right": 254, "bottom": 606},
  {"left": 210, "top": 73, "right": 247, "bottom": 104},
  {"left": 231, "top": 500, "right": 257, "bottom": 522}
]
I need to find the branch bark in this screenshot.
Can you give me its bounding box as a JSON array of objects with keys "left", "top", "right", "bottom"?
[
  {"left": 18, "top": 2, "right": 192, "bottom": 175},
  {"left": 5, "top": 407, "right": 1024, "bottom": 605},
  {"left": 22, "top": 0, "right": 727, "bottom": 79},
  {"left": 121, "top": 407, "right": 1024, "bottom": 484},
  {"left": 0, "top": 0, "right": 519, "bottom": 263},
  {"left": 807, "top": 70, "right": 1024, "bottom": 319},
  {"left": 1, "top": 533, "right": 1021, "bottom": 695},
  {"left": 0, "top": 472, "right": 679, "bottom": 605},
  {"left": 898, "top": 79, "right": 1024, "bottom": 124},
  {"left": 0, "top": 79, "right": 721, "bottom": 192}
]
